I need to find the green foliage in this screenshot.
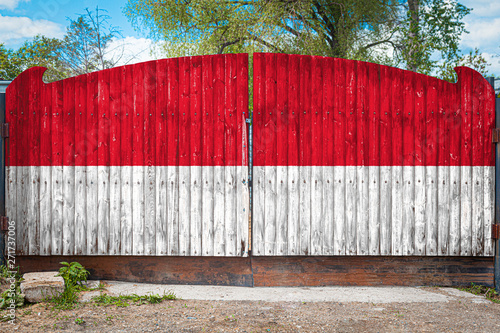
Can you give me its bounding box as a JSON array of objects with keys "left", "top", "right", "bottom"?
[
  {"left": 0, "top": 265, "right": 25, "bottom": 309},
  {"left": 0, "top": 43, "right": 22, "bottom": 80},
  {"left": 75, "top": 317, "right": 85, "bottom": 325},
  {"left": 92, "top": 291, "right": 177, "bottom": 307},
  {"left": 394, "top": 0, "right": 471, "bottom": 74},
  {"left": 57, "top": 262, "right": 90, "bottom": 288},
  {"left": 124, "top": 0, "right": 399, "bottom": 60},
  {"left": 438, "top": 48, "right": 490, "bottom": 82},
  {"left": 47, "top": 262, "right": 89, "bottom": 310},
  {"left": 458, "top": 283, "right": 500, "bottom": 304}
]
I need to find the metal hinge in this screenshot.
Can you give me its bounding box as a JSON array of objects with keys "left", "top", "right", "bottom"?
[
  {"left": 0, "top": 216, "right": 8, "bottom": 232},
  {"left": 1, "top": 123, "right": 8, "bottom": 139},
  {"left": 493, "top": 224, "right": 500, "bottom": 240},
  {"left": 492, "top": 128, "right": 500, "bottom": 143}
]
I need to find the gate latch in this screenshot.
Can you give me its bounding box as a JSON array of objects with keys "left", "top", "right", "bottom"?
[
  {"left": 492, "top": 129, "right": 500, "bottom": 143},
  {"left": 0, "top": 216, "right": 8, "bottom": 232},
  {"left": 493, "top": 224, "right": 500, "bottom": 240}
]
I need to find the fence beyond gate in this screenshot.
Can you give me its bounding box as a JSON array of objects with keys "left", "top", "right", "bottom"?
[
  {"left": 6, "top": 54, "right": 250, "bottom": 256},
  {"left": 252, "top": 53, "right": 496, "bottom": 257}
]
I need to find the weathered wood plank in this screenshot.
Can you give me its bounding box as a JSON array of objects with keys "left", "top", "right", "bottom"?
[
  {"left": 144, "top": 61, "right": 157, "bottom": 255},
  {"left": 51, "top": 80, "right": 63, "bottom": 255},
  {"left": 323, "top": 57, "right": 334, "bottom": 255},
  {"left": 414, "top": 74, "right": 426, "bottom": 255},
  {"left": 310, "top": 56, "right": 323, "bottom": 256}
]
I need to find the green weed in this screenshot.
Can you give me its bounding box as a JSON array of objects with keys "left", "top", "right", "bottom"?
[
  {"left": 92, "top": 291, "right": 177, "bottom": 307},
  {"left": 458, "top": 283, "right": 500, "bottom": 304}
]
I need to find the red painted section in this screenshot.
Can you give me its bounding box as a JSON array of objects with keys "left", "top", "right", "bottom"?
[
  {"left": 253, "top": 53, "right": 495, "bottom": 167},
  {"left": 6, "top": 54, "right": 249, "bottom": 167}
]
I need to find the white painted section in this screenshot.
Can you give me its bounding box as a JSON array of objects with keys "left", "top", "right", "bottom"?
[
  {"left": 252, "top": 166, "right": 494, "bottom": 256},
  {"left": 8, "top": 166, "right": 249, "bottom": 256}
]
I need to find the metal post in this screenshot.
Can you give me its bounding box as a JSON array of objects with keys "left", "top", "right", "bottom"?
[
  {"left": 0, "top": 92, "right": 5, "bottom": 266},
  {"left": 487, "top": 77, "right": 500, "bottom": 292}
]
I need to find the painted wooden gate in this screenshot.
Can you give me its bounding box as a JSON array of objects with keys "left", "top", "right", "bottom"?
[
  {"left": 252, "top": 53, "right": 496, "bottom": 257},
  {"left": 6, "top": 54, "right": 250, "bottom": 256}
]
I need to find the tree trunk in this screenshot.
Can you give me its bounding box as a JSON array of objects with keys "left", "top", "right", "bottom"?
[{"left": 407, "top": 0, "right": 420, "bottom": 72}]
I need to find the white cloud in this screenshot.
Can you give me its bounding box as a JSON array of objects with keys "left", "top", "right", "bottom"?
[
  {"left": 105, "top": 36, "right": 160, "bottom": 66},
  {"left": 0, "top": 14, "right": 63, "bottom": 45},
  {"left": 0, "top": 0, "right": 27, "bottom": 11},
  {"left": 461, "top": 18, "right": 500, "bottom": 50},
  {"left": 461, "top": 0, "right": 500, "bottom": 18}
]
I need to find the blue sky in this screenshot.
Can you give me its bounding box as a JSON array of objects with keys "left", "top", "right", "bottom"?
[{"left": 1, "top": 0, "right": 499, "bottom": 75}]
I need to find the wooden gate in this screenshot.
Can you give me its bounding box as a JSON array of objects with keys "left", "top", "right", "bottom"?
[
  {"left": 6, "top": 54, "right": 250, "bottom": 256},
  {"left": 252, "top": 53, "right": 496, "bottom": 257}
]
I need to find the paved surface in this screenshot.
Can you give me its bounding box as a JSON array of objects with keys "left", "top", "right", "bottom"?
[{"left": 80, "top": 280, "right": 486, "bottom": 304}]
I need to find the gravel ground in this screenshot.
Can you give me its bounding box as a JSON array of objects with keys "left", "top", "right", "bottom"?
[{"left": 1, "top": 286, "right": 500, "bottom": 332}]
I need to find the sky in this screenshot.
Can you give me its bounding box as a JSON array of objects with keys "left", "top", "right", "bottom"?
[{"left": 0, "top": 0, "right": 499, "bottom": 76}]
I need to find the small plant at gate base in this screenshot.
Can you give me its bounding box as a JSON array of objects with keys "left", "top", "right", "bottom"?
[
  {"left": 0, "top": 265, "right": 25, "bottom": 310},
  {"left": 75, "top": 317, "right": 85, "bottom": 325},
  {"left": 47, "top": 262, "right": 90, "bottom": 310},
  {"left": 458, "top": 283, "right": 500, "bottom": 304},
  {"left": 57, "top": 262, "right": 90, "bottom": 289}
]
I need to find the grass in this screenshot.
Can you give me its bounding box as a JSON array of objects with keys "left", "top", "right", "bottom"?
[
  {"left": 457, "top": 283, "right": 500, "bottom": 304},
  {"left": 91, "top": 291, "right": 177, "bottom": 307}
]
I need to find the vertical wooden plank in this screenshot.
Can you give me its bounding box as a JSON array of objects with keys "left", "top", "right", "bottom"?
[
  {"left": 299, "top": 55, "right": 311, "bottom": 255},
  {"left": 379, "top": 65, "right": 392, "bottom": 255},
  {"left": 252, "top": 53, "right": 265, "bottom": 255},
  {"left": 17, "top": 72, "right": 29, "bottom": 254},
  {"left": 287, "top": 54, "right": 300, "bottom": 256},
  {"left": 120, "top": 65, "right": 133, "bottom": 255},
  {"left": 213, "top": 54, "right": 226, "bottom": 256},
  {"left": 264, "top": 53, "right": 277, "bottom": 255},
  {"left": 86, "top": 73, "right": 99, "bottom": 255},
  {"left": 368, "top": 63, "right": 380, "bottom": 255},
  {"left": 62, "top": 77, "right": 75, "bottom": 255},
  {"left": 178, "top": 56, "right": 191, "bottom": 255},
  {"left": 333, "top": 58, "right": 346, "bottom": 255},
  {"left": 460, "top": 69, "right": 473, "bottom": 256},
  {"left": 144, "top": 61, "right": 157, "bottom": 255},
  {"left": 51, "top": 80, "right": 63, "bottom": 255},
  {"left": 109, "top": 67, "right": 122, "bottom": 255},
  {"left": 224, "top": 54, "right": 238, "bottom": 256},
  {"left": 167, "top": 58, "right": 180, "bottom": 255},
  {"left": 310, "top": 56, "right": 323, "bottom": 256},
  {"left": 39, "top": 80, "right": 52, "bottom": 255},
  {"left": 74, "top": 74, "right": 87, "bottom": 255},
  {"left": 471, "top": 72, "right": 484, "bottom": 256},
  {"left": 438, "top": 79, "right": 451, "bottom": 255},
  {"left": 201, "top": 55, "right": 215, "bottom": 256},
  {"left": 425, "top": 77, "right": 439, "bottom": 255},
  {"left": 414, "top": 74, "right": 426, "bottom": 255},
  {"left": 28, "top": 68, "right": 42, "bottom": 255},
  {"left": 276, "top": 53, "right": 288, "bottom": 256},
  {"left": 5, "top": 79, "right": 18, "bottom": 254},
  {"left": 483, "top": 78, "right": 495, "bottom": 256},
  {"left": 344, "top": 59, "right": 357, "bottom": 255},
  {"left": 132, "top": 63, "right": 145, "bottom": 255},
  {"left": 391, "top": 68, "right": 404, "bottom": 255},
  {"left": 156, "top": 60, "right": 168, "bottom": 255},
  {"left": 236, "top": 53, "right": 249, "bottom": 256},
  {"left": 97, "top": 69, "right": 110, "bottom": 255},
  {"left": 402, "top": 70, "right": 415, "bottom": 255},
  {"left": 356, "top": 61, "right": 369, "bottom": 255},
  {"left": 449, "top": 80, "right": 462, "bottom": 256},
  {"left": 322, "top": 57, "right": 334, "bottom": 255},
  {"left": 190, "top": 56, "right": 202, "bottom": 255}
]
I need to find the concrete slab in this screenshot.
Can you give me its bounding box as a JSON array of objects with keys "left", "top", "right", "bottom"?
[
  {"left": 20, "top": 271, "right": 64, "bottom": 303},
  {"left": 90, "top": 281, "right": 454, "bottom": 303}
]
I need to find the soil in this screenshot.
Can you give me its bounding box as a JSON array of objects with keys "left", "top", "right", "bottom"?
[{"left": 1, "top": 287, "right": 500, "bottom": 332}]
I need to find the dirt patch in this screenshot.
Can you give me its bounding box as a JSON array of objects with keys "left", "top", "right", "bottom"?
[{"left": 1, "top": 290, "right": 500, "bottom": 332}]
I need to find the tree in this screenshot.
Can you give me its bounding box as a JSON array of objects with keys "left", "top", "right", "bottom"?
[
  {"left": 394, "top": 0, "right": 471, "bottom": 74},
  {"left": 61, "top": 7, "right": 123, "bottom": 76},
  {"left": 15, "top": 35, "right": 67, "bottom": 82},
  {"left": 124, "top": 0, "right": 399, "bottom": 59},
  {"left": 438, "top": 48, "right": 490, "bottom": 83},
  {"left": 0, "top": 43, "right": 21, "bottom": 80}
]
